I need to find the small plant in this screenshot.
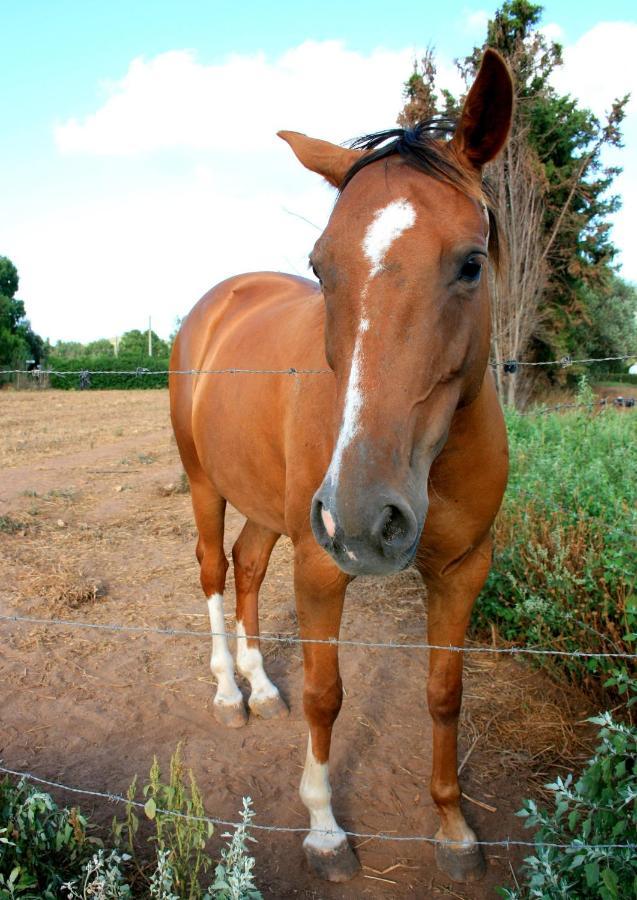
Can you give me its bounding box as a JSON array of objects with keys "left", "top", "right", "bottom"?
[
  {"left": 61, "top": 850, "right": 132, "bottom": 899},
  {"left": 0, "top": 516, "right": 25, "bottom": 534},
  {"left": 499, "top": 712, "right": 637, "bottom": 899},
  {"left": 148, "top": 850, "right": 179, "bottom": 900},
  {"left": 0, "top": 777, "right": 94, "bottom": 898},
  {"left": 140, "top": 746, "right": 212, "bottom": 898},
  {"left": 137, "top": 453, "right": 157, "bottom": 466},
  {"left": 1, "top": 754, "right": 261, "bottom": 899},
  {"left": 205, "top": 798, "right": 262, "bottom": 900}
]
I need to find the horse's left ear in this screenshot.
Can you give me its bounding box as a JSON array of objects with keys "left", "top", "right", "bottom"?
[
  {"left": 277, "top": 130, "right": 364, "bottom": 188},
  {"left": 451, "top": 49, "right": 513, "bottom": 170}
]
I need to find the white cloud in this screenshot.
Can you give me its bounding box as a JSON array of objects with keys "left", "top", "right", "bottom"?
[
  {"left": 552, "top": 21, "right": 636, "bottom": 118},
  {"left": 7, "top": 28, "right": 636, "bottom": 345},
  {"left": 55, "top": 42, "right": 463, "bottom": 157},
  {"left": 22, "top": 40, "right": 462, "bottom": 341},
  {"left": 465, "top": 10, "right": 489, "bottom": 34},
  {"left": 540, "top": 23, "right": 563, "bottom": 42},
  {"left": 551, "top": 21, "right": 637, "bottom": 282}
]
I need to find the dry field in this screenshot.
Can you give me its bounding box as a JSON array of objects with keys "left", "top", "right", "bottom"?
[{"left": 0, "top": 389, "right": 595, "bottom": 898}]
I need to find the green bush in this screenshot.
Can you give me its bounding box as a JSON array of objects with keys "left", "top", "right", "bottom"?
[
  {"left": 1, "top": 748, "right": 262, "bottom": 899},
  {"left": 0, "top": 777, "right": 93, "bottom": 898},
  {"left": 46, "top": 355, "right": 170, "bottom": 390},
  {"left": 499, "top": 712, "right": 637, "bottom": 899},
  {"left": 474, "top": 380, "right": 637, "bottom": 702}
]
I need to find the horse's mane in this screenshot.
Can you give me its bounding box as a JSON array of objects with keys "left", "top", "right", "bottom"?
[{"left": 340, "top": 117, "right": 500, "bottom": 267}]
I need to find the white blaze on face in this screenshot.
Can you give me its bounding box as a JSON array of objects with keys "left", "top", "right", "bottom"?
[
  {"left": 363, "top": 198, "right": 417, "bottom": 278},
  {"left": 299, "top": 734, "right": 347, "bottom": 851},
  {"left": 235, "top": 621, "right": 280, "bottom": 704},
  {"left": 207, "top": 594, "right": 242, "bottom": 707},
  {"left": 326, "top": 199, "right": 416, "bottom": 487}
]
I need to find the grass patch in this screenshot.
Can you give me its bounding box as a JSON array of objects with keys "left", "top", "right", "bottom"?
[{"left": 0, "top": 515, "right": 26, "bottom": 534}]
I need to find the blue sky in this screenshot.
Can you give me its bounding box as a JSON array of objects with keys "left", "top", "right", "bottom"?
[{"left": 2, "top": 1, "right": 636, "bottom": 342}]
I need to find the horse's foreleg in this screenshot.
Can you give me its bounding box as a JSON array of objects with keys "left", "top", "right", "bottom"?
[
  {"left": 232, "top": 520, "right": 288, "bottom": 719},
  {"left": 294, "top": 540, "right": 360, "bottom": 883},
  {"left": 419, "top": 537, "right": 493, "bottom": 883}
]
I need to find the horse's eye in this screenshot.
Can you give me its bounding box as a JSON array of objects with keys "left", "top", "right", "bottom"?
[
  {"left": 459, "top": 258, "right": 483, "bottom": 284},
  {"left": 309, "top": 259, "right": 322, "bottom": 285}
]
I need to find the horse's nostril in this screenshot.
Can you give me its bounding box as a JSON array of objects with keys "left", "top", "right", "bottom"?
[
  {"left": 372, "top": 500, "right": 417, "bottom": 558},
  {"left": 381, "top": 505, "right": 409, "bottom": 545}
]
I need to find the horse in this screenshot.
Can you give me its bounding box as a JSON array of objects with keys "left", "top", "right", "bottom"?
[{"left": 170, "top": 48, "right": 513, "bottom": 885}]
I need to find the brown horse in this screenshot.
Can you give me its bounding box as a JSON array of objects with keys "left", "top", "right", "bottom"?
[{"left": 170, "top": 49, "right": 513, "bottom": 884}]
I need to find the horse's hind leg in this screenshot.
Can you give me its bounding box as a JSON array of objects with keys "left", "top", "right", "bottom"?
[
  {"left": 191, "top": 477, "right": 247, "bottom": 729},
  {"left": 232, "top": 520, "right": 288, "bottom": 719}
]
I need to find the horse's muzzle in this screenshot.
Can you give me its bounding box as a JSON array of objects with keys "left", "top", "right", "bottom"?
[{"left": 310, "top": 486, "right": 423, "bottom": 576}]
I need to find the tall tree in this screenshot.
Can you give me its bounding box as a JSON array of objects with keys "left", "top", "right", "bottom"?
[
  {"left": 0, "top": 256, "right": 44, "bottom": 368},
  {"left": 397, "top": 2, "right": 634, "bottom": 405}
]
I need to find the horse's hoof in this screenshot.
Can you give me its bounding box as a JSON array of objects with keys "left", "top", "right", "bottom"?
[
  {"left": 213, "top": 699, "right": 248, "bottom": 728},
  {"left": 304, "top": 839, "right": 361, "bottom": 883},
  {"left": 435, "top": 840, "right": 486, "bottom": 883},
  {"left": 249, "top": 692, "right": 289, "bottom": 719}
]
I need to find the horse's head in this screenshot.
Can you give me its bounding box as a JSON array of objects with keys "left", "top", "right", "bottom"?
[{"left": 279, "top": 50, "right": 512, "bottom": 576}]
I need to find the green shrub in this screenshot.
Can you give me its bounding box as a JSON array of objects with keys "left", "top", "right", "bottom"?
[
  {"left": 1, "top": 748, "right": 262, "bottom": 899},
  {"left": 499, "top": 712, "right": 637, "bottom": 899},
  {"left": 0, "top": 778, "right": 93, "bottom": 898},
  {"left": 46, "top": 355, "right": 170, "bottom": 390},
  {"left": 475, "top": 379, "right": 637, "bottom": 702}
]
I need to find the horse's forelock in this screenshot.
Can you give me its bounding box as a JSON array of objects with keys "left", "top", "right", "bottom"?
[{"left": 339, "top": 118, "right": 501, "bottom": 271}]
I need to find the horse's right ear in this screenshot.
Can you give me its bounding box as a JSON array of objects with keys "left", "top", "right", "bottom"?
[
  {"left": 451, "top": 49, "right": 513, "bottom": 170},
  {"left": 277, "top": 131, "right": 363, "bottom": 188}
]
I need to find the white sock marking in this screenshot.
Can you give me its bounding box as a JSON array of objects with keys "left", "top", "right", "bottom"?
[
  {"left": 236, "top": 621, "right": 280, "bottom": 704},
  {"left": 300, "top": 735, "right": 346, "bottom": 852},
  {"left": 207, "top": 594, "right": 242, "bottom": 707}
]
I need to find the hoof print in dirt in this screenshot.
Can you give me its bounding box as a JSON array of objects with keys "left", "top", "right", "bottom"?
[
  {"left": 213, "top": 700, "right": 249, "bottom": 728},
  {"left": 249, "top": 693, "right": 289, "bottom": 720},
  {"left": 304, "top": 840, "right": 361, "bottom": 883},
  {"left": 435, "top": 840, "right": 486, "bottom": 883}
]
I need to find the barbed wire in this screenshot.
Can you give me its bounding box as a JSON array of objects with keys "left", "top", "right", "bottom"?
[
  {"left": 519, "top": 397, "right": 637, "bottom": 416},
  {"left": 2, "top": 613, "right": 636, "bottom": 659},
  {"left": 0, "top": 367, "right": 331, "bottom": 377},
  {"left": 494, "top": 353, "right": 637, "bottom": 372},
  {"left": 0, "top": 764, "right": 634, "bottom": 851},
  {"left": 2, "top": 350, "right": 636, "bottom": 379}
]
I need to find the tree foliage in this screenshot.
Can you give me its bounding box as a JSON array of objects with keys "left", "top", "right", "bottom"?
[
  {"left": 397, "top": 2, "right": 637, "bottom": 405},
  {"left": 0, "top": 256, "right": 45, "bottom": 369}
]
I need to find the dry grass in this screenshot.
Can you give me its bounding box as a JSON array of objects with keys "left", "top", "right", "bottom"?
[{"left": 462, "top": 651, "right": 595, "bottom": 793}]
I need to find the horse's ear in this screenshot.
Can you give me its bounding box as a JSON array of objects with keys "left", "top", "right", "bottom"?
[
  {"left": 277, "top": 130, "right": 363, "bottom": 188},
  {"left": 451, "top": 49, "right": 513, "bottom": 170}
]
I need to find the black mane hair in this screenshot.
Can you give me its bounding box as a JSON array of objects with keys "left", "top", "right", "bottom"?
[{"left": 339, "top": 117, "right": 500, "bottom": 266}]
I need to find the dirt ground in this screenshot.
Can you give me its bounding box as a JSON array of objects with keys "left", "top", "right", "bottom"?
[{"left": 0, "top": 389, "right": 595, "bottom": 899}]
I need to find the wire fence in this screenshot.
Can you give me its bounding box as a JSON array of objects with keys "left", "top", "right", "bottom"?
[
  {"left": 2, "top": 350, "right": 637, "bottom": 380},
  {"left": 0, "top": 764, "right": 634, "bottom": 851},
  {"left": 2, "top": 612, "right": 636, "bottom": 659}
]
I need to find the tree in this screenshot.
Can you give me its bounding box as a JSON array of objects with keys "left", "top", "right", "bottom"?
[
  {"left": 0, "top": 255, "right": 44, "bottom": 368},
  {"left": 397, "top": 2, "right": 632, "bottom": 405},
  {"left": 85, "top": 339, "right": 115, "bottom": 356},
  {"left": 119, "top": 329, "right": 170, "bottom": 358},
  {"left": 463, "top": 2, "right": 629, "bottom": 402}
]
